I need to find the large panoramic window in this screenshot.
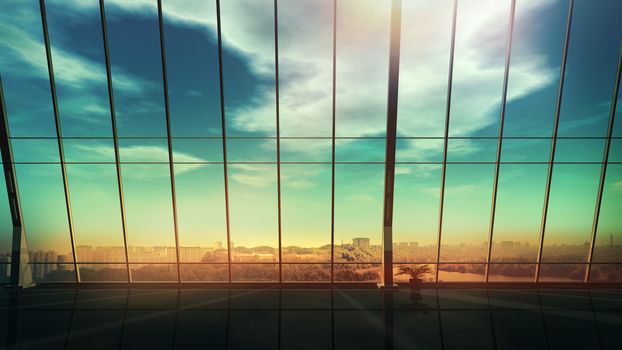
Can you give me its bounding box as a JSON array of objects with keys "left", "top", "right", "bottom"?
[{"left": 0, "top": 0, "right": 620, "bottom": 284}]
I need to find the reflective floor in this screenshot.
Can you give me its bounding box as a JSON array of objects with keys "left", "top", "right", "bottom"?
[{"left": 0, "top": 287, "right": 620, "bottom": 350}]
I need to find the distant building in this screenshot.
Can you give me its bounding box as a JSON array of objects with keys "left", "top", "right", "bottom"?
[
  {"left": 214, "top": 241, "right": 224, "bottom": 250},
  {"left": 500, "top": 241, "right": 514, "bottom": 250},
  {"left": 29, "top": 250, "right": 59, "bottom": 279},
  {"left": 179, "top": 246, "right": 202, "bottom": 262},
  {"left": 352, "top": 238, "right": 370, "bottom": 249},
  {"left": 409, "top": 242, "right": 419, "bottom": 248},
  {"left": 57, "top": 255, "right": 69, "bottom": 271}
]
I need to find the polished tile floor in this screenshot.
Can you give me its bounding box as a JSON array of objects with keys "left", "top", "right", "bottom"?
[{"left": 0, "top": 287, "right": 620, "bottom": 350}]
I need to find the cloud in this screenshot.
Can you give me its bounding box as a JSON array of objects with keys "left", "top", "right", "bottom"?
[
  {"left": 2, "top": 0, "right": 564, "bottom": 185},
  {"left": 229, "top": 164, "right": 277, "bottom": 188},
  {"left": 31, "top": 0, "right": 560, "bottom": 143},
  {"left": 67, "top": 142, "right": 208, "bottom": 178}
]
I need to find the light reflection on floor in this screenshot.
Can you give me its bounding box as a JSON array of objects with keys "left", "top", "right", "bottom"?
[{"left": 0, "top": 287, "right": 620, "bottom": 349}]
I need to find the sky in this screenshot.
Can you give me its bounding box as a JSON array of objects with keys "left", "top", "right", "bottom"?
[{"left": 0, "top": 0, "right": 621, "bottom": 260}]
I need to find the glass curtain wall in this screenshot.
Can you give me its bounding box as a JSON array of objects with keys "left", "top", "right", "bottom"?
[{"left": 0, "top": 0, "right": 620, "bottom": 284}]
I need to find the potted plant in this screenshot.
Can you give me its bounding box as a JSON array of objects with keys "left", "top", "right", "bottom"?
[{"left": 397, "top": 264, "right": 432, "bottom": 289}]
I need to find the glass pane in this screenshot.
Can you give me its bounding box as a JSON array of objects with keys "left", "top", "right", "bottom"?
[
  {"left": 488, "top": 264, "right": 536, "bottom": 282},
  {"left": 11, "top": 139, "right": 60, "bottom": 163},
  {"left": 227, "top": 138, "right": 276, "bottom": 162},
  {"left": 163, "top": 0, "right": 222, "bottom": 137},
  {"left": 502, "top": 0, "right": 567, "bottom": 137},
  {"left": 0, "top": 0, "right": 56, "bottom": 137},
  {"left": 231, "top": 264, "right": 279, "bottom": 282},
  {"left": 334, "top": 264, "right": 381, "bottom": 282},
  {"left": 557, "top": 0, "right": 622, "bottom": 137},
  {"left": 131, "top": 264, "right": 178, "bottom": 282},
  {"left": 491, "top": 164, "right": 548, "bottom": 262},
  {"left": 281, "top": 165, "right": 331, "bottom": 262},
  {"left": 121, "top": 164, "right": 176, "bottom": 263},
  {"left": 67, "top": 164, "right": 125, "bottom": 263},
  {"left": 15, "top": 164, "right": 72, "bottom": 262},
  {"left": 174, "top": 164, "right": 227, "bottom": 263},
  {"left": 542, "top": 164, "right": 601, "bottom": 263},
  {"left": 555, "top": 139, "right": 605, "bottom": 163},
  {"left": 448, "top": 0, "right": 511, "bottom": 137},
  {"left": 446, "top": 139, "right": 497, "bottom": 163},
  {"left": 440, "top": 164, "right": 494, "bottom": 262},
  {"left": 539, "top": 264, "right": 586, "bottom": 282},
  {"left": 220, "top": 0, "right": 276, "bottom": 137},
  {"left": 228, "top": 164, "right": 278, "bottom": 261},
  {"left": 63, "top": 139, "right": 115, "bottom": 163},
  {"left": 180, "top": 264, "right": 228, "bottom": 282},
  {"left": 282, "top": 264, "right": 331, "bottom": 282},
  {"left": 608, "top": 139, "right": 621, "bottom": 163},
  {"left": 334, "top": 164, "right": 384, "bottom": 262},
  {"left": 396, "top": 139, "right": 443, "bottom": 163},
  {"left": 172, "top": 139, "right": 223, "bottom": 163},
  {"left": 335, "top": 0, "right": 390, "bottom": 137},
  {"left": 278, "top": 0, "right": 332, "bottom": 137},
  {"left": 500, "top": 139, "right": 550, "bottom": 163},
  {"left": 46, "top": 0, "right": 112, "bottom": 137},
  {"left": 592, "top": 164, "right": 622, "bottom": 263},
  {"left": 437, "top": 264, "right": 485, "bottom": 282},
  {"left": 280, "top": 139, "right": 331, "bottom": 163},
  {"left": 393, "top": 164, "right": 442, "bottom": 263},
  {"left": 118, "top": 138, "right": 169, "bottom": 163},
  {"left": 106, "top": 1, "right": 167, "bottom": 137},
  {"left": 335, "top": 139, "right": 386, "bottom": 163},
  {"left": 79, "top": 264, "right": 128, "bottom": 282},
  {"left": 397, "top": 0, "right": 453, "bottom": 138}
]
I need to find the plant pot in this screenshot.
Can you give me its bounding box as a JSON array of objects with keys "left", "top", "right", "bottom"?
[{"left": 409, "top": 278, "right": 422, "bottom": 290}]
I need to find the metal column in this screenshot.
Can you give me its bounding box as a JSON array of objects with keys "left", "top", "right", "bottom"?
[
  {"left": 0, "top": 77, "right": 34, "bottom": 288},
  {"left": 379, "top": 0, "right": 403, "bottom": 288}
]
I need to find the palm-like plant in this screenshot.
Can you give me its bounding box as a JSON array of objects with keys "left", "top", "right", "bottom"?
[{"left": 396, "top": 264, "right": 433, "bottom": 281}]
